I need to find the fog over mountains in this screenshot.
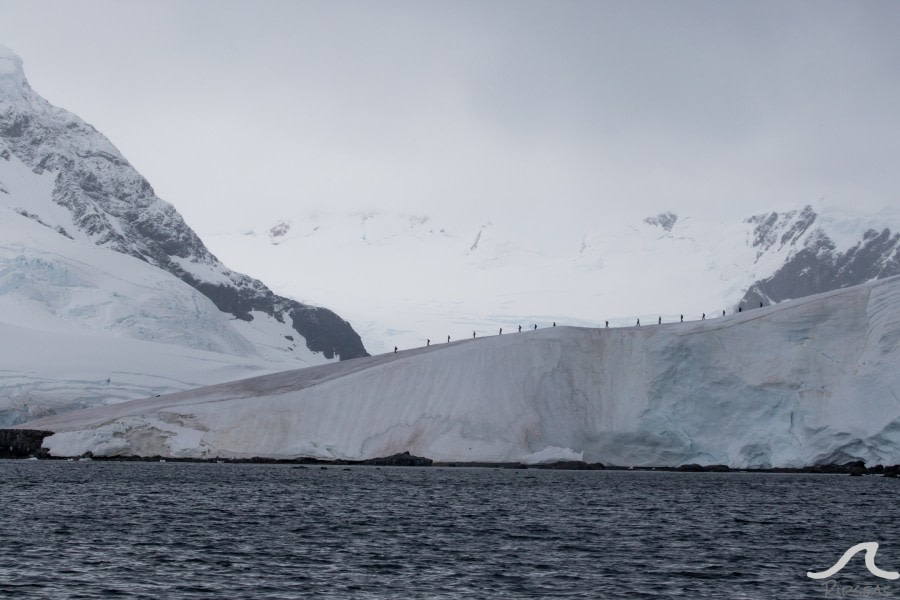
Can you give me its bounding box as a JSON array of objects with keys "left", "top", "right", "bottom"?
[{"left": 201, "top": 202, "right": 899, "bottom": 354}]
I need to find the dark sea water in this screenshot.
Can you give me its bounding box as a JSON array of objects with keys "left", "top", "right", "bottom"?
[{"left": 0, "top": 461, "right": 898, "bottom": 599}]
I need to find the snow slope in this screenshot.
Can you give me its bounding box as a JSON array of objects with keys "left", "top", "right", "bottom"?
[
  {"left": 1, "top": 43, "right": 372, "bottom": 423},
  {"left": 200, "top": 204, "right": 900, "bottom": 355},
  {"left": 0, "top": 144, "right": 329, "bottom": 426},
  {"left": 24, "top": 275, "right": 900, "bottom": 468},
  {"left": 1, "top": 43, "right": 366, "bottom": 362}
]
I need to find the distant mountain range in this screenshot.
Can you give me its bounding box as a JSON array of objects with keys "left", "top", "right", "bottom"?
[{"left": 200, "top": 203, "right": 899, "bottom": 354}]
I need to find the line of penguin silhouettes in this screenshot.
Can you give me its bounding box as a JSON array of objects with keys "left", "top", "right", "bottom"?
[{"left": 393, "top": 302, "right": 766, "bottom": 354}]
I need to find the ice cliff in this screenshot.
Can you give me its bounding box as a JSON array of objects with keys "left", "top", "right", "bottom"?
[{"left": 22, "top": 275, "right": 900, "bottom": 468}]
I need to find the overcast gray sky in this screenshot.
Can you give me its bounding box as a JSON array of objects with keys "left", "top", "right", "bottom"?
[{"left": 1, "top": 0, "right": 898, "bottom": 232}]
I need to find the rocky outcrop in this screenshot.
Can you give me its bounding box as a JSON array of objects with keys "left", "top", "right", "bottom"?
[
  {"left": 677, "top": 463, "right": 730, "bottom": 472},
  {"left": 0, "top": 429, "right": 52, "bottom": 458},
  {"left": 644, "top": 212, "right": 678, "bottom": 232},
  {"left": 362, "top": 451, "right": 433, "bottom": 467},
  {"left": 745, "top": 205, "right": 818, "bottom": 256}
]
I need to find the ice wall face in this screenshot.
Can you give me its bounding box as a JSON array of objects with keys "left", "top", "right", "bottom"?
[
  {"left": 25, "top": 276, "right": 900, "bottom": 468},
  {"left": 0, "top": 45, "right": 366, "bottom": 361}
]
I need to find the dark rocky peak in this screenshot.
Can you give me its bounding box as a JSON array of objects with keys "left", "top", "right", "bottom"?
[
  {"left": 835, "top": 228, "right": 900, "bottom": 280},
  {"left": 644, "top": 212, "right": 678, "bottom": 232},
  {"left": 741, "top": 219, "right": 900, "bottom": 308},
  {"left": 269, "top": 221, "right": 291, "bottom": 244}
]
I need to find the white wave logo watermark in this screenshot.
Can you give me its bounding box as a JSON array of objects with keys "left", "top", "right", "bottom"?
[{"left": 807, "top": 542, "right": 899, "bottom": 580}]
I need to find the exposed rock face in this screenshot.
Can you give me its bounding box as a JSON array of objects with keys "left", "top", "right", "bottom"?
[
  {"left": 0, "top": 45, "right": 366, "bottom": 360},
  {"left": 362, "top": 451, "right": 433, "bottom": 467},
  {"left": 741, "top": 206, "right": 900, "bottom": 308},
  {"left": 745, "top": 205, "right": 819, "bottom": 256},
  {"left": 644, "top": 212, "right": 678, "bottom": 232},
  {"left": 0, "top": 429, "right": 52, "bottom": 458}
]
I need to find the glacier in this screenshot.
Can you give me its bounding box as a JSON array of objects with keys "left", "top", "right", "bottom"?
[{"left": 21, "top": 274, "right": 900, "bottom": 468}]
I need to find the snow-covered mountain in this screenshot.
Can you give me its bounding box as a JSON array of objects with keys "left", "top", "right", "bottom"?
[
  {"left": 0, "top": 197, "right": 328, "bottom": 425},
  {"left": 24, "top": 275, "right": 900, "bottom": 468},
  {"left": 199, "top": 203, "right": 900, "bottom": 354},
  {"left": 741, "top": 205, "right": 900, "bottom": 306},
  {"left": 1, "top": 44, "right": 366, "bottom": 424}
]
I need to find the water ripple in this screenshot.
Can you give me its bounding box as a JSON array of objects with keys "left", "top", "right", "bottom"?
[{"left": 1, "top": 462, "right": 898, "bottom": 598}]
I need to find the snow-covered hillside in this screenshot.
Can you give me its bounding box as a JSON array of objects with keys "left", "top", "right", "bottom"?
[
  {"left": 0, "top": 154, "right": 328, "bottom": 425},
  {"left": 0, "top": 44, "right": 366, "bottom": 362},
  {"left": 200, "top": 204, "right": 900, "bottom": 354},
  {"left": 24, "top": 275, "right": 900, "bottom": 468},
  {"left": 1, "top": 44, "right": 372, "bottom": 423}
]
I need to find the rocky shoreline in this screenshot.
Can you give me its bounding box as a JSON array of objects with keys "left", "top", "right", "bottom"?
[
  {"left": 0, "top": 429, "right": 54, "bottom": 458},
  {"left": 2, "top": 431, "right": 898, "bottom": 476}
]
